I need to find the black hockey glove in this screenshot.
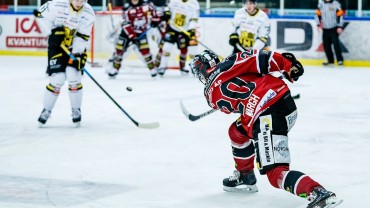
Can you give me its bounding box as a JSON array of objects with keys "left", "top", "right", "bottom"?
[
  {"left": 282, "top": 53, "right": 304, "bottom": 81},
  {"left": 33, "top": 9, "right": 42, "bottom": 18},
  {"left": 161, "top": 10, "right": 171, "bottom": 22},
  {"left": 49, "top": 27, "right": 66, "bottom": 48},
  {"left": 187, "top": 29, "right": 196, "bottom": 39},
  {"left": 68, "top": 52, "right": 87, "bottom": 71},
  {"left": 229, "top": 33, "right": 239, "bottom": 47}
]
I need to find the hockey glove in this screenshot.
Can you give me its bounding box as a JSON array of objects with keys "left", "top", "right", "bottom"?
[
  {"left": 161, "top": 10, "right": 171, "bottom": 22},
  {"left": 68, "top": 52, "right": 87, "bottom": 71},
  {"left": 229, "top": 33, "right": 239, "bottom": 47},
  {"left": 33, "top": 9, "right": 42, "bottom": 18},
  {"left": 282, "top": 53, "right": 304, "bottom": 81},
  {"left": 187, "top": 29, "right": 196, "bottom": 40},
  {"left": 49, "top": 27, "right": 66, "bottom": 48}
]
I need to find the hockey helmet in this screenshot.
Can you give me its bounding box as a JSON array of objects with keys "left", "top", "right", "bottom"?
[
  {"left": 242, "top": 0, "right": 257, "bottom": 3},
  {"left": 151, "top": 0, "right": 167, "bottom": 7},
  {"left": 191, "top": 50, "right": 220, "bottom": 84},
  {"left": 129, "top": 0, "right": 143, "bottom": 6}
]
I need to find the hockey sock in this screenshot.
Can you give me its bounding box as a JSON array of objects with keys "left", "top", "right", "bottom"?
[{"left": 68, "top": 83, "right": 83, "bottom": 109}]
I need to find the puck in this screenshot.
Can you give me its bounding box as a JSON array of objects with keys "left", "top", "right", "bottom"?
[{"left": 126, "top": 86, "right": 133, "bottom": 92}]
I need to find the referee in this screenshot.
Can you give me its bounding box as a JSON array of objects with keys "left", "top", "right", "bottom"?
[{"left": 315, "top": 0, "right": 344, "bottom": 66}]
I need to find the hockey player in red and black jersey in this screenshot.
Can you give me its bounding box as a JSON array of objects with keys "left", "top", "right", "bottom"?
[
  {"left": 191, "top": 50, "right": 343, "bottom": 208},
  {"left": 106, "top": 0, "right": 162, "bottom": 78}
]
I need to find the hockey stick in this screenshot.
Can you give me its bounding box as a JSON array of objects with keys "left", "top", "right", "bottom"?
[
  {"left": 180, "top": 93, "right": 300, "bottom": 122},
  {"left": 292, "top": 93, "right": 300, "bottom": 99},
  {"left": 180, "top": 100, "right": 217, "bottom": 121},
  {"left": 173, "top": 24, "right": 224, "bottom": 59},
  {"left": 107, "top": 2, "right": 114, "bottom": 29},
  {"left": 60, "top": 43, "right": 160, "bottom": 129}
]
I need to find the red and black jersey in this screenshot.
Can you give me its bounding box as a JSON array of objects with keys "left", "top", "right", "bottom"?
[
  {"left": 122, "top": 2, "right": 159, "bottom": 37},
  {"left": 204, "top": 50, "right": 294, "bottom": 138}
]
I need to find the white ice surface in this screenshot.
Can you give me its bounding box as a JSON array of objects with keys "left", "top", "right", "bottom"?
[{"left": 0, "top": 56, "right": 369, "bottom": 208}]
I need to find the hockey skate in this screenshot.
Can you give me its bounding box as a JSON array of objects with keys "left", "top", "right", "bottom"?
[
  {"left": 223, "top": 170, "right": 258, "bottom": 192},
  {"left": 150, "top": 68, "right": 157, "bottom": 77},
  {"left": 106, "top": 67, "right": 119, "bottom": 79},
  {"left": 307, "top": 187, "right": 343, "bottom": 208},
  {"left": 72, "top": 108, "right": 81, "bottom": 127},
  {"left": 158, "top": 67, "right": 166, "bottom": 76},
  {"left": 180, "top": 68, "right": 190, "bottom": 74},
  {"left": 38, "top": 108, "right": 51, "bottom": 127}
]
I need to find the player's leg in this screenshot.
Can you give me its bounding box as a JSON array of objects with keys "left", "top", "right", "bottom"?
[
  {"left": 158, "top": 29, "right": 177, "bottom": 76},
  {"left": 223, "top": 117, "right": 257, "bottom": 192},
  {"left": 322, "top": 29, "right": 334, "bottom": 65},
  {"left": 177, "top": 34, "right": 190, "bottom": 74},
  {"left": 38, "top": 72, "right": 66, "bottom": 125},
  {"left": 254, "top": 93, "right": 342, "bottom": 207},
  {"left": 38, "top": 48, "right": 69, "bottom": 126},
  {"left": 66, "top": 66, "right": 83, "bottom": 126},
  {"left": 106, "top": 31, "right": 130, "bottom": 78},
  {"left": 137, "top": 35, "right": 157, "bottom": 77},
  {"left": 331, "top": 29, "right": 344, "bottom": 65},
  {"left": 184, "top": 36, "right": 198, "bottom": 73}
]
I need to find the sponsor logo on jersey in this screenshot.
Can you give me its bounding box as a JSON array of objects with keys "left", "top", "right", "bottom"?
[
  {"left": 245, "top": 94, "right": 260, "bottom": 117},
  {"left": 273, "top": 140, "right": 289, "bottom": 157},
  {"left": 258, "top": 89, "right": 276, "bottom": 110}
]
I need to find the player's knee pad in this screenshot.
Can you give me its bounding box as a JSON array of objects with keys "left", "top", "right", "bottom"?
[
  {"left": 49, "top": 72, "right": 66, "bottom": 87},
  {"left": 177, "top": 36, "right": 188, "bottom": 49},
  {"left": 115, "top": 36, "right": 129, "bottom": 55},
  {"left": 47, "top": 72, "right": 65, "bottom": 94},
  {"left": 162, "top": 42, "right": 173, "bottom": 57},
  {"left": 229, "top": 118, "right": 255, "bottom": 161},
  {"left": 137, "top": 38, "right": 150, "bottom": 50},
  {"left": 255, "top": 115, "right": 291, "bottom": 175}
]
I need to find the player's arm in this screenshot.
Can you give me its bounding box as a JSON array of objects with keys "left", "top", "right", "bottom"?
[
  {"left": 253, "top": 15, "right": 270, "bottom": 50},
  {"left": 187, "top": 2, "right": 200, "bottom": 38},
  {"left": 267, "top": 51, "right": 304, "bottom": 82},
  {"left": 229, "top": 10, "right": 243, "bottom": 47},
  {"left": 121, "top": 10, "right": 136, "bottom": 40},
  {"left": 238, "top": 50, "right": 303, "bottom": 82},
  {"left": 314, "top": 2, "right": 322, "bottom": 28},
  {"left": 336, "top": 2, "right": 344, "bottom": 28},
  {"left": 68, "top": 8, "right": 95, "bottom": 70}
]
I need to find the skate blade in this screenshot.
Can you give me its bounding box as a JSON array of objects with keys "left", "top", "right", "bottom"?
[
  {"left": 74, "top": 122, "right": 81, "bottom": 128},
  {"left": 322, "top": 197, "right": 343, "bottom": 208},
  {"left": 223, "top": 184, "right": 258, "bottom": 193},
  {"left": 38, "top": 122, "right": 45, "bottom": 128}
]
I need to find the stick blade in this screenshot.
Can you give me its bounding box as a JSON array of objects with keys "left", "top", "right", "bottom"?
[
  {"left": 138, "top": 122, "right": 160, "bottom": 129},
  {"left": 180, "top": 100, "right": 191, "bottom": 118}
]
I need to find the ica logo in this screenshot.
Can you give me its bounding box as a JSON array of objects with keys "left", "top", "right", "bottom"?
[{"left": 16, "top": 18, "right": 41, "bottom": 34}]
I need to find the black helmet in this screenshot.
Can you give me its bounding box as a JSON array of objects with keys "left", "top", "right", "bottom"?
[
  {"left": 192, "top": 50, "right": 220, "bottom": 84},
  {"left": 150, "top": 0, "right": 166, "bottom": 6},
  {"left": 242, "top": 0, "right": 257, "bottom": 3}
]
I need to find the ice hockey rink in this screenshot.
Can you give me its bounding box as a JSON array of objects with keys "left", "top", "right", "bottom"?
[{"left": 0, "top": 55, "right": 369, "bottom": 208}]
